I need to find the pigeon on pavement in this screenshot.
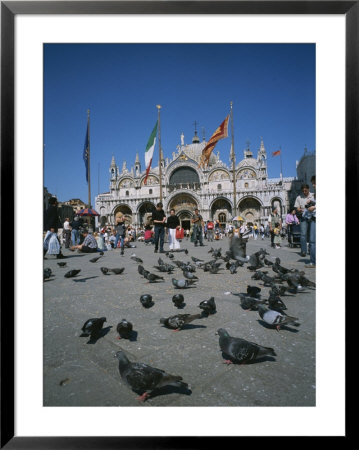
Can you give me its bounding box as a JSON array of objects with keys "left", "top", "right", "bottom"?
[
  {"left": 172, "top": 294, "right": 185, "bottom": 308},
  {"left": 57, "top": 262, "right": 67, "bottom": 267},
  {"left": 160, "top": 313, "right": 202, "bottom": 331},
  {"left": 64, "top": 269, "right": 81, "bottom": 278},
  {"left": 44, "top": 268, "right": 52, "bottom": 280},
  {"left": 89, "top": 256, "right": 102, "bottom": 263},
  {"left": 116, "top": 319, "right": 133, "bottom": 339},
  {"left": 131, "top": 256, "right": 143, "bottom": 263},
  {"left": 198, "top": 297, "right": 216, "bottom": 315},
  {"left": 258, "top": 305, "right": 299, "bottom": 331},
  {"left": 182, "top": 270, "right": 198, "bottom": 280},
  {"left": 100, "top": 267, "right": 110, "bottom": 275},
  {"left": 109, "top": 267, "right": 125, "bottom": 275},
  {"left": 217, "top": 328, "right": 276, "bottom": 364},
  {"left": 140, "top": 294, "right": 153, "bottom": 308},
  {"left": 172, "top": 278, "right": 196, "bottom": 289},
  {"left": 144, "top": 272, "right": 164, "bottom": 283},
  {"left": 80, "top": 317, "right": 106, "bottom": 337},
  {"left": 115, "top": 350, "right": 189, "bottom": 401}
]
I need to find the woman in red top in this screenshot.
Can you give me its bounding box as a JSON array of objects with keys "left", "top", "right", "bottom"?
[{"left": 144, "top": 225, "right": 154, "bottom": 245}]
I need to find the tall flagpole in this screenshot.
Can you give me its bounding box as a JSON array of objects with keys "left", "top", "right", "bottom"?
[
  {"left": 279, "top": 146, "right": 283, "bottom": 181},
  {"left": 87, "top": 109, "right": 91, "bottom": 208},
  {"left": 156, "top": 104, "right": 163, "bottom": 204},
  {"left": 230, "top": 101, "right": 237, "bottom": 217}
]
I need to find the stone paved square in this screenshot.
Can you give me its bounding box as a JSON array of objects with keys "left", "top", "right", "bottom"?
[{"left": 44, "top": 236, "right": 315, "bottom": 407}]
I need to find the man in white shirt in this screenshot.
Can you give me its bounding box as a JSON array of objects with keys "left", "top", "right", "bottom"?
[{"left": 63, "top": 218, "right": 71, "bottom": 248}]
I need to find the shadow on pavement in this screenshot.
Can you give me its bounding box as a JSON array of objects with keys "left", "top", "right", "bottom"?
[
  {"left": 257, "top": 320, "right": 300, "bottom": 333},
  {"left": 86, "top": 326, "right": 113, "bottom": 344},
  {"left": 72, "top": 276, "right": 99, "bottom": 282}
]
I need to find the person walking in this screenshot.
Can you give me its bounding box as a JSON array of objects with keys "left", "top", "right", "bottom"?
[
  {"left": 62, "top": 217, "right": 72, "bottom": 249},
  {"left": 269, "top": 207, "right": 282, "bottom": 248},
  {"left": 43, "top": 197, "right": 65, "bottom": 259},
  {"left": 70, "top": 216, "right": 83, "bottom": 246},
  {"left": 294, "top": 183, "right": 315, "bottom": 257},
  {"left": 166, "top": 209, "right": 180, "bottom": 251},
  {"left": 192, "top": 209, "right": 204, "bottom": 247},
  {"left": 114, "top": 215, "right": 126, "bottom": 255},
  {"left": 152, "top": 202, "right": 166, "bottom": 253}
]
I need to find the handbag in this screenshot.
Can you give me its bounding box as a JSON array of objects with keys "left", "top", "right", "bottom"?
[{"left": 176, "top": 228, "right": 184, "bottom": 239}]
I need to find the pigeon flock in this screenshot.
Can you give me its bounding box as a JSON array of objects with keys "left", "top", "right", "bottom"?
[{"left": 44, "top": 235, "right": 315, "bottom": 403}]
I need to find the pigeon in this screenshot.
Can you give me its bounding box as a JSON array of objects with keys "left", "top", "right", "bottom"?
[
  {"left": 172, "top": 294, "right": 185, "bottom": 308},
  {"left": 264, "top": 257, "right": 274, "bottom": 266},
  {"left": 258, "top": 305, "right": 299, "bottom": 331},
  {"left": 89, "top": 256, "right": 101, "bottom": 263},
  {"left": 208, "top": 266, "right": 223, "bottom": 274},
  {"left": 212, "top": 249, "right": 222, "bottom": 259},
  {"left": 64, "top": 269, "right": 81, "bottom": 278},
  {"left": 144, "top": 272, "right": 164, "bottom": 283},
  {"left": 99, "top": 251, "right": 104, "bottom": 256},
  {"left": 44, "top": 268, "right": 52, "bottom": 280},
  {"left": 191, "top": 256, "right": 204, "bottom": 263},
  {"left": 184, "top": 249, "right": 189, "bottom": 255},
  {"left": 142, "top": 269, "right": 150, "bottom": 279},
  {"left": 270, "top": 285, "right": 289, "bottom": 297},
  {"left": 80, "top": 317, "right": 106, "bottom": 337},
  {"left": 57, "top": 262, "right": 67, "bottom": 267},
  {"left": 267, "top": 293, "right": 287, "bottom": 313},
  {"left": 235, "top": 294, "right": 266, "bottom": 311},
  {"left": 153, "top": 265, "right": 173, "bottom": 273},
  {"left": 182, "top": 270, "right": 198, "bottom": 280},
  {"left": 160, "top": 313, "right": 202, "bottom": 331},
  {"left": 166, "top": 252, "right": 174, "bottom": 259},
  {"left": 217, "top": 328, "right": 276, "bottom": 364},
  {"left": 228, "top": 263, "right": 238, "bottom": 274},
  {"left": 116, "top": 319, "right": 133, "bottom": 339},
  {"left": 131, "top": 256, "right": 143, "bottom": 263},
  {"left": 115, "top": 350, "right": 188, "bottom": 401},
  {"left": 198, "top": 297, "right": 216, "bottom": 315},
  {"left": 138, "top": 265, "right": 145, "bottom": 275},
  {"left": 247, "top": 286, "right": 261, "bottom": 298},
  {"left": 100, "top": 267, "right": 110, "bottom": 275},
  {"left": 172, "top": 278, "right": 196, "bottom": 289},
  {"left": 109, "top": 267, "right": 125, "bottom": 275},
  {"left": 140, "top": 294, "right": 153, "bottom": 308},
  {"left": 272, "top": 258, "right": 293, "bottom": 275}
]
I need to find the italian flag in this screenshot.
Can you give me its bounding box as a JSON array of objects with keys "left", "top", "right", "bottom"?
[{"left": 144, "top": 121, "right": 158, "bottom": 185}]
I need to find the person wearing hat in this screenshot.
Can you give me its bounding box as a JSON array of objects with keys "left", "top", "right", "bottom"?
[
  {"left": 191, "top": 208, "right": 204, "bottom": 247},
  {"left": 269, "top": 206, "right": 282, "bottom": 248},
  {"left": 152, "top": 202, "right": 166, "bottom": 253}
]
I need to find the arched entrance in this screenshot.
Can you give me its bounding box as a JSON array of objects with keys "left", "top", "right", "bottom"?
[
  {"left": 271, "top": 198, "right": 283, "bottom": 215},
  {"left": 168, "top": 193, "right": 198, "bottom": 230},
  {"left": 177, "top": 210, "right": 193, "bottom": 230},
  {"left": 238, "top": 197, "right": 262, "bottom": 223},
  {"left": 211, "top": 198, "right": 232, "bottom": 226},
  {"left": 137, "top": 202, "right": 156, "bottom": 226},
  {"left": 114, "top": 205, "right": 133, "bottom": 224}
]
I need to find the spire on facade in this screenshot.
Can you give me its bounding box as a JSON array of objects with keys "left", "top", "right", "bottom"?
[
  {"left": 244, "top": 140, "right": 253, "bottom": 159},
  {"left": 135, "top": 152, "right": 140, "bottom": 163},
  {"left": 192, "top": 120, "right": 200, "bottom": 143},
  {"left": 110, "top": 155, "right": 116, "bottom": 168}
]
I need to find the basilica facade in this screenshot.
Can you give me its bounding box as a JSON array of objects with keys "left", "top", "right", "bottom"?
[{"left": 95, "top": 132, "right": 295, "bottom": 229}]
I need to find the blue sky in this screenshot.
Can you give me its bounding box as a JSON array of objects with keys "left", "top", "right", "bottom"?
[{"left": 44, "top": 43, "right": 315, "bottom": 206}]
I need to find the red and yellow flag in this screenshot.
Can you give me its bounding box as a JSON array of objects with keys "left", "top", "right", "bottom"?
[
  {"left": 272, "top": 150, "right": 281, "bottom": 157},
  {"left": 198, "top": 115, "right": 229, "bottom": 168}
]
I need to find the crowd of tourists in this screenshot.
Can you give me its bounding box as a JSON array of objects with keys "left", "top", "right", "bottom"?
[{"left": 44, "top": 176, "right": 315, "bottom": 267}]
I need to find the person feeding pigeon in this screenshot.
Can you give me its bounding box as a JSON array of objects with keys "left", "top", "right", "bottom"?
[{"left": 114, "top": 214, "right": 127, "bottom": 256}]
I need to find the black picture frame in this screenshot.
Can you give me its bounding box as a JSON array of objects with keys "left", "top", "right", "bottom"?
[{"left": 1, "top": 1, "right": 352, "bottom": 447}]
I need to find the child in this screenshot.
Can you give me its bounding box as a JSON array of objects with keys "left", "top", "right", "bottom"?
[{"left": 273, "top": 222, "right": 281, "bottom": 248}]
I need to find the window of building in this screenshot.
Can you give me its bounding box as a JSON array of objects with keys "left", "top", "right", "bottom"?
[
  {"left": 217, "top": 184, "right": 222, "bottom": 190},
  {"left": 126, "top": 191, "right": 129, "bottom": 196},
  {"left": 244, "top": 182, "right": 249, "bottom": 188},
  {"left": 218, "top": 213, "right": 226, "bottom": 224},
  {"left": 149, "top": 189, "right": 153, "bottom": 194}
]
